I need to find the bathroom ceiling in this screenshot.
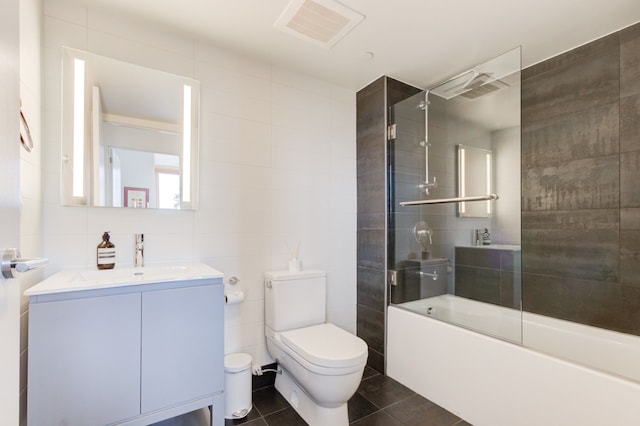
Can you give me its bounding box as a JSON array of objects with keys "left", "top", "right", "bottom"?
[{"left": 73, "top": 0, "right": 640, "bottom": 91}]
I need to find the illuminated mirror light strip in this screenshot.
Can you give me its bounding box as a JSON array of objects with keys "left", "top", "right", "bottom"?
[
  {"left": 182, "top": 85, "right": 192, "bottom": 203},
  {"left": 486, "top": 153, "right": 492, "bottom": 215},
  {"left": 460, "top": 147, "right": 466, "bottom": 214},
  {"left": 72, "top": 58, "right": 85, "bottom": 197}
]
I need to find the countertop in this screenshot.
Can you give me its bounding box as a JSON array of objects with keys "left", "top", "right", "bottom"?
[
  {"left": 25, "top": 262, "right": 224, "bottom": 297},
  {"left": 456, "top": 244, "right": 521, "bottom": 251}
]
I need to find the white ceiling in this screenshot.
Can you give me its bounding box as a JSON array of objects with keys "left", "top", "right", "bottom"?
[{"left": 76, "top": 0, "right": 640, "bottom": 91}]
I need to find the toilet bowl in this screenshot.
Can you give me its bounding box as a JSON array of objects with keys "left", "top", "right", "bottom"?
[{"left": 264, "top": 270, "right": 368, "bottom": 425}]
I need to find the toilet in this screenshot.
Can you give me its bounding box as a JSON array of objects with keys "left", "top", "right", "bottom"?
[{"left": 264, "top": 269, "right": 368, "bottom": 426}]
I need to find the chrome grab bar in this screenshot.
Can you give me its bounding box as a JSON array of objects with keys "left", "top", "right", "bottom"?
[
  {"left": 417, "top": 270, "right": 438, "bottom": 281},
  {"left": 1, "top": 248, "right": 48, "bottom": 279},
  {"left": 400, "top": 193, "right": 498, "bottom": 207}
]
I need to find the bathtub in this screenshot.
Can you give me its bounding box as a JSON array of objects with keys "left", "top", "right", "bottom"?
[
  {"left": 388, "top": 295, "right": 640, "bottom": 425},
  {"left": 398, "top": 295, "right": 522, "bottom": 344}
]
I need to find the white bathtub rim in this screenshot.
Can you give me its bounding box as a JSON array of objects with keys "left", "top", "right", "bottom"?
[
  {"left": 387, "top": 305, "right": 640, "bottom": 426},
  {"left": 390, "top": 304, "right": 640, "bottom": 387},
  {"left": 522, "top": 310, "right": 640, "bottom": 384},
  {"left": 395, "top": 295, "right": 640, "bottom": 384},
  {"left": 396, "top": 295, "right": 522, "bottom": 344}
]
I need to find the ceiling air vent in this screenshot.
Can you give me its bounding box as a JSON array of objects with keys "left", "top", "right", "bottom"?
[{"left": 274, "top": 0, "right": 365, "bottom": 48}]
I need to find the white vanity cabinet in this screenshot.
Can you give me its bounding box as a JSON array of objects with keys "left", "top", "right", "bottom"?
[
  {"left": 26, "top": 264, "right": 224, "bottom": 426},
  {"left": 141, "top": 284, "right": 223, "bottom": 413},
  {"left": 28, "top": 292, "right": 142, "bottom": 425}
]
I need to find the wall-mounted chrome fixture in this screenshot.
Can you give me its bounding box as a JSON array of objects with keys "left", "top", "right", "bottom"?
[
  {"left": 134, "top": 234, "right": 144, "bottom": 268},
  {"left": 418, "top": 140, "right": 437, "bottom": 194},
  {"left": 416, "top": 270, "right": 438, "bottom": 281},
  {"left": 400, "top": 193, "right": 498, "bottom": 207},
  {"left": 417, "top": 94, "right": 437, "bottom": 194},
  {"left": 413, "top": 221, "right": 433, "bottom": 259}
]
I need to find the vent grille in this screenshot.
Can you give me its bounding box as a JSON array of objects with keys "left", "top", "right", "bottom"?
[{"left": 275, "top": 0, "right": 365, "bottom": 48}]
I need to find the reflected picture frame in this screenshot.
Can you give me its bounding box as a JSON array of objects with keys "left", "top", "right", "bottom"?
[{"left": 124, "top": 187, "right": 149, "bottom": 208}]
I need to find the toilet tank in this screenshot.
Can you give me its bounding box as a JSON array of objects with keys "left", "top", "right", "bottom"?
[{"left": 265, "top": 270, "right": 326, "bottom": 332}]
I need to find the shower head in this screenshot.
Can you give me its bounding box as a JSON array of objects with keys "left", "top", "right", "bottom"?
[
  {"left": 429, "top": 47, "right": 520, "bottom": 101},
  {"left": 429, "top": 69, "right": 476, "bottom": 99},
  {"left": 462, "top": 71, "right": 490, "bottom": 90},
  {"left": 430, "top": 69, "right": 508, "bottom": 100},
  {"left": 459, "top": 78, "right": 509, "bottom": 99}
]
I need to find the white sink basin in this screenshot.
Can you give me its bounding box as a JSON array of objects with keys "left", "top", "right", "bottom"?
[
  {"left": 25, "top": 262, "right": 223, "bottom": 296},
  {"left": 79, "top": 264, "right": 192, "bottom": 282}
]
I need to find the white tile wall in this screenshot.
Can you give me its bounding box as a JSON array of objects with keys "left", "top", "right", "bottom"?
[
  {"left": 42, "top": 0, "right": 357, "bottom": 366},
  {"left": 20, "top": 0, "right": 43, "bottom": 423}
]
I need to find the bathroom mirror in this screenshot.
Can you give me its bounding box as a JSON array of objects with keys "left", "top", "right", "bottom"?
[
  {"left": 60, "top": 47, "right": 199, "bottom": 210},
  {"left": 456, "top": 144, "right": 493, "bottom": 217}
]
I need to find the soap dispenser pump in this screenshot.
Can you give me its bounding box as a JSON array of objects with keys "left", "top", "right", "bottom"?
[{"left": 97, "top": 231, "right": 116, "bottom": 270}]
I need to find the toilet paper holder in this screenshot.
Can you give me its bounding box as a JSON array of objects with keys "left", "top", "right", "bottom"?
[
  {"left": 225, "top": 290, "right": 245, "bottom": 305},
  {"left": 224, "top": 276, "right": 244, "bottom": 304}
]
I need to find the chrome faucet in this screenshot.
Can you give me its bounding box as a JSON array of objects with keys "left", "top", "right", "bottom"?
[{"left": 134, "top": 234, "right": 144, "bottom": 267}]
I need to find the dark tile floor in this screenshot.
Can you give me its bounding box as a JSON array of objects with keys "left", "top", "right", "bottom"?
[{"left": 225, "top": 367, "right": 471, "bottom": 426}]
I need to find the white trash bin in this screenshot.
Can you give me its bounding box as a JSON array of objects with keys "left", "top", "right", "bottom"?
[{"left": 224, "top": 353, "right": 252, "bottom": 419}]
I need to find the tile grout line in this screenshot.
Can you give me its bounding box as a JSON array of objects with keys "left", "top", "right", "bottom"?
[{"left": 349, "top": 409, "right": 384, "bottom": 425}]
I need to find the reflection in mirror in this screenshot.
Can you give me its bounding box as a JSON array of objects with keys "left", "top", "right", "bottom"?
[
  {"left": 456, "top": 144, "right": 492, "bottom": 217},
  {"left": 60, "top": 47, "right": 199, "bottom": 209}
]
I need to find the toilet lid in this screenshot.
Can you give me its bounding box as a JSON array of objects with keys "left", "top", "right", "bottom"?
[{"left": 280, "top": 323, "right": 368, "bottom": 369}]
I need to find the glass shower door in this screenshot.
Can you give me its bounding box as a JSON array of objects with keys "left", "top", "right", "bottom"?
[
  {"left": 388, "top": 47, "right": 523, "bottom": 344},
  {"left": 388, "top": 91, "right": 451, "bottom": 306}
]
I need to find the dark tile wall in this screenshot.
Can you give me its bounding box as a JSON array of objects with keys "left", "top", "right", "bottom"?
[
  {"left": 521, "top": 22, "right": 640, "bottom": 336},
  {"left": 357, "top": 22, "right": 640, "bottom": 370},
  {"left": 356, "top": 77, "right": 421, "bottom": 374},
  {"left": 454, "top": 247, "right": 521, "bottom": 309},
  {"left": 357, "top": 77, "right": 386, "bottom": 374}
]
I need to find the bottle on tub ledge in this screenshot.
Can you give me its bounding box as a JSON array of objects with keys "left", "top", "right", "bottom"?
[
  {"left": 480, "top": 228, "right": 491, "bottom": 245},
  {"left": 97, "top": 231, "right": 116, "bottom": 270},
  {"left": 474, "top": 228, "right": 492, "bottom": 246}
]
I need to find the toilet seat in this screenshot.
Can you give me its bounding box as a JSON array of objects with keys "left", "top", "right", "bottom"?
[{"left": 280, "top": 323, "right": 368, "bottom": 369}]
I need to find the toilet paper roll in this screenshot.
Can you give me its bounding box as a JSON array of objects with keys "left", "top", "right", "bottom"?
[{"left": 225, "top": 290, "right": 245, "bottom": 305}]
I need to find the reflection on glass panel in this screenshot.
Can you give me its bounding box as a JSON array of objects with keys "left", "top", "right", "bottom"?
[
  {"left": 388, "top": 47, "right": 522, "bottom": 344},
  {"left": 457, "top": 144, "right": 493, "bottom": 218}
]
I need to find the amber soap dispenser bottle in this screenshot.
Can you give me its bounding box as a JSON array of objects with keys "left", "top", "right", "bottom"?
[{"left": 97, "top": 231, "right": 116, "bottom": 269}]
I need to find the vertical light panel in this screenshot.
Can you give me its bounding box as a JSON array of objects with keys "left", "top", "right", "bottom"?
[
  {"left": 182, "top": 84, "right": 191, "bottom": 204},
  {"left": 459, "top": 147, "right": 466, "bottom": 214},
  {"left": 72, "top": 58, "right": 85, "bottom": 197},
  {"left": 486, "top": 152, "right": 492, "bottom": 215}
]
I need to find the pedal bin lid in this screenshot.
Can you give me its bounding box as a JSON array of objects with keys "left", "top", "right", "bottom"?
[{"left": 224, "top": 353, "right": 252, "bottom": 373}]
